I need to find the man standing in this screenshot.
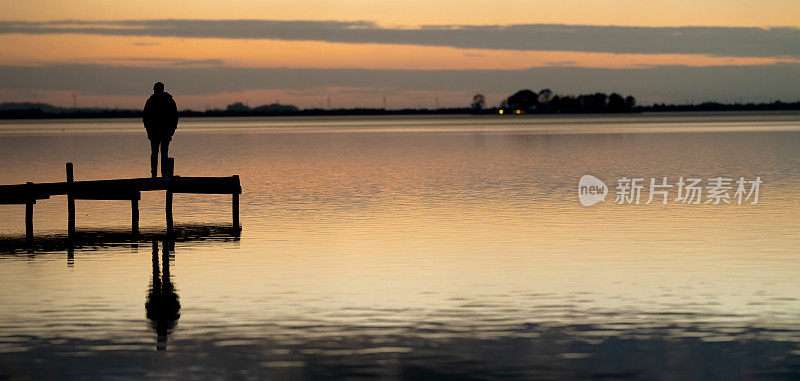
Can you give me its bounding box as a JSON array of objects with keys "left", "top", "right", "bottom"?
[{"left": 143, "top": 82, "right": 178, "bottom": 177}]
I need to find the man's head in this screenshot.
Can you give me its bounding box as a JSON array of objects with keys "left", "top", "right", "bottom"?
[{"left": 153, "top": 82, "right": 165, "bottom": 94}]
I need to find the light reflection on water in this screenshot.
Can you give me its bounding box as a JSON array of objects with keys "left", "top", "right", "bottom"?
[{"left": 1, "top": 113, "right": 800, "bottom": 379}]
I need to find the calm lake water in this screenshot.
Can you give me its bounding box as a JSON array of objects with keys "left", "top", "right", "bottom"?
[{"left": 1, "top": 113, "right": 799, "bottom": 379}]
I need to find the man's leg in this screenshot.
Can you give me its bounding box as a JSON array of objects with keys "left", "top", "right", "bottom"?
[
  {"left": 160, "top": 139, "right": 171, "bottom": 177},
  {"left": 150, "top": 139, "right": 159, "bottom": 178}
]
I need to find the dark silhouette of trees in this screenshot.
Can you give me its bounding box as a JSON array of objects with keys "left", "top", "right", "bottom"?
[
  {"left": 625, "top": 95, "right": 637, "bottom": 109},
  {"left": 506, "top": 89, "right": 539, "bottom": 111},
  {"left": 538, "top": 89, "right": 553, "bottom": 105},
  {"left": 578, "top": 93, "right": 608, "bottom": 113},
  {"left": 223, "top": 102, "right": 299, "bottom": 114},
  {"left": 471, "top": 94, "right": 486, "bottom": 110},
  {"left": 549, "top": 95, "right": 581, "bottom": 113},
  {"left": 498, "top": 89, "right": 638, "bottom": 114},
  {"left": 225, "top": 102, "right": 249, "bottom": 112},
  {"left": 607, "top": 93, "right": 626, "bottom": 112}
]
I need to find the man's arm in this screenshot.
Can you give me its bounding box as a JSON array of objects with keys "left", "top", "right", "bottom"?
[
  {"left": 169, "top": 98, "right": 178, "bottom": 134},
  {"left": 143, "top": 98, "right": 153, "bottom": 128}
]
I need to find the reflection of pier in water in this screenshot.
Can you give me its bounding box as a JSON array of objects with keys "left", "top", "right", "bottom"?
[
  {"left": 0, "top": 228, "right": 239, "bottom": 351},
  {"left": 0, "top": 224, "right": 240, "bottom": 259}
]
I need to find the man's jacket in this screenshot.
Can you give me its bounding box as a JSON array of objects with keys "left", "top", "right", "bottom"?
[{"left": 143, "top": 92, "right": 178, "bottom": 141}]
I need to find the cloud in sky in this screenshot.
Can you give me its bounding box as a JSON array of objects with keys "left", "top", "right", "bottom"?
[
  {"left": 1, "top": 19, "right": 799, "bottom": 58},
  {"left": 2, "top": 63, "right": 799, "bottom": 106},
  {"left": 1, "top": 18, "right": 799, "bottom": 107}
]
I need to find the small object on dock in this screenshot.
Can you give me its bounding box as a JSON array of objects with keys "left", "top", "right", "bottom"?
[{"left": 0, "top": 162, "right": 242, "bottom": 243}]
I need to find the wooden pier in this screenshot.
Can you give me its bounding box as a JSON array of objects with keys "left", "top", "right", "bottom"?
[{"left": 0, "top": 161, "right": 241, "bottom": 243}]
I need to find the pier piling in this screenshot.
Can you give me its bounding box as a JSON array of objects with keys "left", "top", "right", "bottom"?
[
  {"left": 132, "top": 198, "right": 139, "bottom": 236},
  {"left": 166, "top": 190, "right": 174, "bottom": 236},
  {"left": 233, "top": 175, "right": 240, "bottom": 233},
  {"left": 66, "top": 163, "right": 75, "bottom": 242},
  {"left": 25, "top": 183, "right": 34, "bottom": 245},
  {"left": 165, "top": 157, "right": 175, "bottom": 236}
]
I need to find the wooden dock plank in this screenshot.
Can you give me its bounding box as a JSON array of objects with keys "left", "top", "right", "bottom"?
[
  {"left": 0, "top": 176, "right": 240, "bottom": 198},
  {"left": 0, "top": 197, "right": 45, "bottom": 205}
]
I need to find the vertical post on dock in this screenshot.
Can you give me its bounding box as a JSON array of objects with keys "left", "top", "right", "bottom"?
[
  {"left": 232, "top": 193, "right": 239, "bottom": 231},
  {"left": 25, "top": 182, "right": 34, "bottom": 245},
  {"left": 165, "top": 160, "right": 174, "bottom": 236},
  {"left": 66, "top": 162, "right": 75, "bottom": 242},
  {"left": 25, "top": 202, "right": 34, "bottom": 243},
  {"left": 166, "top": 190, "right": 173, "bottom": 236},
  {"left": 232, "top": 175, "right": 240, "bottom": 234},
  {"left": 131, "top": 198, "right": 139, "bottom": 236}
]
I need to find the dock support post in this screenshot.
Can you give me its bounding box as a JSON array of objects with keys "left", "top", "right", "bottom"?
[
  {"left": 233, "top": 194, "right": 239, "bottom": 232},
  {"left": 165, "top": 159, "right": 174, "bottom": 236},
  {"left": 131, "top": 198, "right": 139, "bottom": 236},
  {"left": 25, "top": 202, "right": 33, "bottom": 243},
  {"left": 166, "top": 190, "right": 173, "bottom": 236},
  {"left": 25, "top": 182, "right": 34, "bottom": 245},
  {"left": 232, "top": 175, "right": 240, "bottom": 234},
  {"left": 66, "top": 163, "right": 75, "bottom": 242}
]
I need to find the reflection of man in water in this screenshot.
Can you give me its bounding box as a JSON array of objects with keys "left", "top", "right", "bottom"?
[
  {"left": 143, "top": 82, "right": 178, "bottom": 178},
  {"left": 145, "top": 240, "right": 180, "bottom": 351}
]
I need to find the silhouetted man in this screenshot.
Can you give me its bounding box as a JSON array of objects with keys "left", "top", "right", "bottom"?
[{"left": 143, "top": 82, "right": 178, "bottom": 177}]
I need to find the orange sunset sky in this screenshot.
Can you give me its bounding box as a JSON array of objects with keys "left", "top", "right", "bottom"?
[{"left": 1, "top": 0, "right": 799, "bottom": 109}]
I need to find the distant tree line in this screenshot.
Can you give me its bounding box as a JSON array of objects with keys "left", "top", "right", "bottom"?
[
  {"left": 472, "top": 89, "right": 637, "bottom": 114},
  {"left": 2, "top": 98, "right": 800, "bottom": 119},
  {"left": 637, "top": 100, "right": 800, "bottom": 112}
]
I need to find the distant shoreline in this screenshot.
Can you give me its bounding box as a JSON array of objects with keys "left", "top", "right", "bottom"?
[{"left": 1, "top": 101, "right": 799, "bottom": 120}]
